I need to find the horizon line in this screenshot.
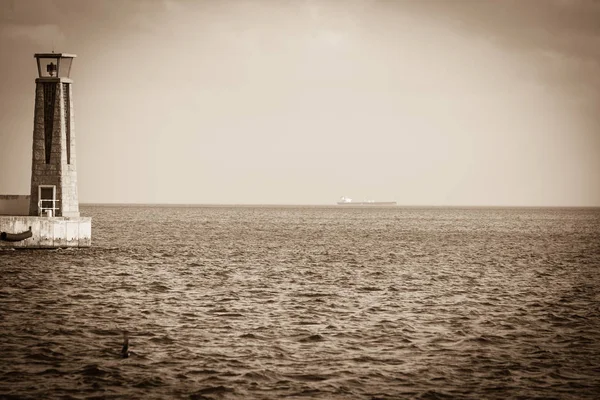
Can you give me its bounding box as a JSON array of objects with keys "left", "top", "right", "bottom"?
[{"left": 79, "top": 202, "right": 600, "bottom": 209}]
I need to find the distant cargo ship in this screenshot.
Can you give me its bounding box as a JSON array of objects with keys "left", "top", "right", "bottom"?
[{"left": 337, "top": 196, "right": 397, "bottom": 206}]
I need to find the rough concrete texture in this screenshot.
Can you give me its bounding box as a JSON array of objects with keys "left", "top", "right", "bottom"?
[{"left": 0, "top": 216, "right": 91, "bottom": 248}]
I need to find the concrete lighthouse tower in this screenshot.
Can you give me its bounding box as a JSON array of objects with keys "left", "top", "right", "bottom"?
[
  {"left": 0, "top": 52, "right": 90, "bottom": 248},
  {"left": 29, "top": 53, "right": 80, "bottom": 217}
]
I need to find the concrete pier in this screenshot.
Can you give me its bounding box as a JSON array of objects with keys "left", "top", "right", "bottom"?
[{"left": 0, "top": 216, "right": 91, "bottom": 248}]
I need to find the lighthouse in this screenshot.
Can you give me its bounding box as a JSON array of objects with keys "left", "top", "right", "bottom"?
[
  {"left": 0, "top": 52, "right": 91, "bottom": 248},
  {"left": 29, "top": 53, "right": 80, "bottom": 218}
]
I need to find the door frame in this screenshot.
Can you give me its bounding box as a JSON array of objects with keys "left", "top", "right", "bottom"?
[{"left": 38, "top": 185, "right": 57, "bottom": 216}]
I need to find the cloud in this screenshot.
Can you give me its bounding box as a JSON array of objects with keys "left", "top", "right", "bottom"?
[
  {"left": 403, "top": 0, "right": 600, "bottom": 61},
  {"left": 0, "top": 22, "right": 65, "bottom": 47},
  {"left": 162, "top": 0, "right": 185, "bottom": 14}
]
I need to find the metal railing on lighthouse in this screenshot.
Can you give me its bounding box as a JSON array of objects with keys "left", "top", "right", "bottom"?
[{"left": 38, "top": 199, "right": 59, "bottom": 217}]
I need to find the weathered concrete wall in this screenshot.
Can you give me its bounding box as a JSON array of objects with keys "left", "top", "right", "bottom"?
[
  {"left": 0, "top": 216, "right": 91, "bottom": 248},
  {"left": 0, "top": 195, "right": 30, "bottom": 216}
]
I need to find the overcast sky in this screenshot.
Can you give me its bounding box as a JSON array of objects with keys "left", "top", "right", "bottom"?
[{"left": 0, "top": 0, "right": 599, "bottom": 206}]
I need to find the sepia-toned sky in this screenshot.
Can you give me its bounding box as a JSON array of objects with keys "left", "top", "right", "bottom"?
[{"left": 0, "top": 0, "right": 599, "bottom": 206}]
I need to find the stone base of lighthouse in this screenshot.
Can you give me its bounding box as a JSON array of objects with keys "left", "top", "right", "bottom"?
[{"left": 0, "top": 216, "right": 91, "bottom": 248}]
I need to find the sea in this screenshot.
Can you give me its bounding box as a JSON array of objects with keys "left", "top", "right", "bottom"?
[{"left": 1, "top": 205, "right": 599, "bottom": 399}]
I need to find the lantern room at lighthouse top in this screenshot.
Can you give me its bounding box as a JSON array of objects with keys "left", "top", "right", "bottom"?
[{"left": 34, "top": 53, "right": 76, "bottom": 79}]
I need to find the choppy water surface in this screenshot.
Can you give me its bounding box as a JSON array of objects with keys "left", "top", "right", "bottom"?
[{"left": 1, "top": 206, "right": 600, "bottom": 399}]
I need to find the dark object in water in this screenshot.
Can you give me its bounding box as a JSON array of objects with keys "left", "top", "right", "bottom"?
[
  {"left": 0, "top": 227, "right": 32, "bottom": 242},
  {"left": 121, "top": 332, "right": 130, "bottom": 358}
]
